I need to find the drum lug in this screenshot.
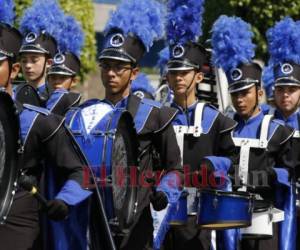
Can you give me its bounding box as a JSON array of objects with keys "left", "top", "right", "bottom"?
[
  {"left": 213, "top": 196, "right": 218, "bottom": 209},
  {"left": 248, "top": 198, "right": 253, "bottom": 213},
  {"left": 17, "top": 145, "right": 24, "bottom": 154},
  {"left": 109, "top": 217, "right": 120, "bottom": 228}
]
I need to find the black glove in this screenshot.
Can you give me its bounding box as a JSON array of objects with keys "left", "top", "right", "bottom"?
[
  {"left": 150, "top": 191, "right": 168, "bottom": 211},
  {"left": 47, "top": 199, "right": 69, "bottom": 221}
]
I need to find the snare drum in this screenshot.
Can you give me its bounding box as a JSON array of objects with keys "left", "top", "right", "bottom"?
[{"left": 197, "top": 189, "right": 253, "bottom": 229}]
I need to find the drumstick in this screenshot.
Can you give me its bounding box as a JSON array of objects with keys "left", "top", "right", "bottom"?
[{"left": 18, "top": 175, "right": 48, "bottom": 207}]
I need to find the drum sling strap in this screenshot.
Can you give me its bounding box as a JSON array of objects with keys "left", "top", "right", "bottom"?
[
  {"left": 173, "top": 102, "right": 205, "bottom": 165},
  {"left": 232, "top": 114, "right": 273, "bottom": 192}
]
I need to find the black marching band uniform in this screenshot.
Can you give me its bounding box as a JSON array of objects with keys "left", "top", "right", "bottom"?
[
  {"left": 64, "top": 0, "right": 181, "bottom": 249},
  {"left": 211, "top": 15, "right": 296, "bottom": 250},
  {"left": 0, "top": 20, "right": 90, "bottom": 250}
]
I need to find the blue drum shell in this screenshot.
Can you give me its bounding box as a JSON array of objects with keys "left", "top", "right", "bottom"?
[
  {"left": 197, "top": 189, "right": 253, "bottom": 229},
  {"left": 169, "top": 192, "right": 188, "bottom": 226}
]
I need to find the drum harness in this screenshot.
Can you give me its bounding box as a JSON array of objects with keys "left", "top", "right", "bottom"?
[
  {"left": 232, "top": 114, "right": 285, "bottom": 226},
  {"left": 173, "top": 102, "right": 205, "bottom": 215}
]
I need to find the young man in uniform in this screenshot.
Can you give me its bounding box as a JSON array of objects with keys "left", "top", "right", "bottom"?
[
  {"left": 18, "top": 0, "right": 63, "bottom": 98},
  {"left": 45, "top": 14, "right": 84, "bottom": 116},
  {"left": 65, "top": 0, "right": 181, "bottom": 249},
  {"left": 266, "top": 17, "right": 300, "bottom": 250},
  {"left": 0, "top": 5, "right": 91, "bottom": 249},
  {"left": 212, "top": 15, "right": 295, "bottom": 250},
  {"left": 160, "top": 1, "right": 238, "bottom": 249}
]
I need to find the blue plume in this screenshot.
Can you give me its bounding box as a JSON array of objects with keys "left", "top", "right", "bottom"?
[
  {"left": 211, "top": 15, "right": 255, "bottom": 72},
  {"left": 266, "top": 17, "right": 300, "bottom": 65},
  {"left": 157, "top": 47, "right": 170, "bottom": 76},
  {"left": 105, "top": 0, "right": 166, "bottom": 51},
  {"left": 131, "top": 73, "right": 155, "bottom": 97},
  {"left": 0, "top": 0, "right": 15, "bottom": 25},
  {"left": 166, "top": 0, "right": 205, "bottom": 45},
  {"left": 20, "top": 0, "right": 65, "bottom": 41},
  {"left": 57, "top": 15, "right": 84, "bottom": 57},
  {"left": 262, "top": 63, "right": 275, "bottom": 99}
]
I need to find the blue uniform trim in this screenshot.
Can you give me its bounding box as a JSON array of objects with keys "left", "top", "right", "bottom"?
[
  {"left": 23, "top": 103, "right": 51, "bottom": 115},
  {"left": 19, "top": 108, "right": 39, "bottom": 145},
  {"left": 201, "top": 105, "right": 219, "bottom": 134},
  {"left": 65, "top": 108, "right": 79, "bottom": 128},
  {"left": 134, "top": 100, "right": 154, "bottom": 133},
  {"left": 55, "top": 180, "right": 92, "bottom": 206},
  {"left": 141, "top": 98, "right": 162, "bottom": 108},
  {"left": 46, "top": 89, "right": 68, "bottom": 111}
]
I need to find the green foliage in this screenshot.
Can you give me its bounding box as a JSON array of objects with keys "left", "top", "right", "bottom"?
[
  {"left": 14, "top": 0, "right": 96, "bottom": 81},
  {"left": 201, "top": 0, "right": 300, "bottom": 61}
]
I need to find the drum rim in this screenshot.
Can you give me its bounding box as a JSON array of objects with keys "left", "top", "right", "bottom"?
[
  {"left": 110, "top": 111, "right": 139, "bottom": 231},
  {"left": 200, "top": 188, "right": 253, "bottom": 199},
  {"left": 242, "top": 233, "right": 273, "bottom": 240},
  {"left": 197, "top": 220, "right": 251, "bottom": 229}
]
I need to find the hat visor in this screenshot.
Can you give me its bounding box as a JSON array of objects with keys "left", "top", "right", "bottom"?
[
  {"left": 0, "top": 52, "right": 7, "bottom": 61},
  {"left": 98, "top": 49, "right": 133, "bottom": 63},
  {"left": 47, "top": 65, "right": 75, "bottom": 77},
  {"left": 228, "top": 81, "right": 256, "bottom": 94},
  {"left": 275, "top": 77, "right": 300, "bottom": 87},
  {"left": 167, "top": 60, "right": 197, "bottom": 71},
  {"left": 19, "top": 44, "right": 48, "bottom": 54}
]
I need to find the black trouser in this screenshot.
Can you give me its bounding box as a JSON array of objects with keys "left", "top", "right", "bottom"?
[
  {"left": 0, "top": 191, "right": 40, "bottom": 250},
  {"left": 163, "top": 216, "right": 211, "bottom": 250},
  {"left": 118, "top": 206, "right": 154, "bottom": 250}
]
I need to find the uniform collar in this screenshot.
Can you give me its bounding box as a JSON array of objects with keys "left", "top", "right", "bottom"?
[
  {"left": 37, "top": 83, "right": 46, "bottom": 94},
  {"left": 235, "top": 109, "right": 264, "bottom": 125},
  {"left": 275, "top": 108, "right": 299, "bottom": 123},
  {"left": 103, "top": 95, "right": 129, "bottom": 109},
  {"left": 171, "top": 100, "right": 198, "bottom": 113}
]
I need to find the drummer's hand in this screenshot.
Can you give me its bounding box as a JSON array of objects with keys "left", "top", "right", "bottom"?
[
  {"left": 150, "top": 191, "right": 168, "bottom": 211},
  {"left": 47, "top": 199, "right": 69, "bottom": 221}
]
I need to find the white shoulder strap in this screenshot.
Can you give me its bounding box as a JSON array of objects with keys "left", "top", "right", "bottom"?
[
  {"left": 193, "top": 102, "right": 205, "bottom": 137},
  {"left": 259, "top": 114, "right": 273, "bottom": 147}
]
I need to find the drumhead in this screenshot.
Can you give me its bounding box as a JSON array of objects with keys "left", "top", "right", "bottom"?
[
  {"left": 111, "top": 111, "right": 139, "bottom": 233},
  {"left": 0, "top": 91, "right": 20, "bottom": 224},
  {"left": 200, "top": 188, "right": 252, "bottom": 199}
]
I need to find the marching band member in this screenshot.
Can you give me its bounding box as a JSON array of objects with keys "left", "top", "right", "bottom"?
[
  {"left": 65, "top": 0, "right": 182, "bottom": 249},
  {"left": 265, "top": 17, "right": 300, "bottom": 250},
  {"left": 0, "top": 2, "right": 91, "bottom": 249},
  {"left": 212, "top": 15, "right": 295, "bottom": 250},
  {"left": 45, "top": 13, "right": 84, "bottom": 116},
  {"left": 155, "top": 1, "right": 239, "bottom": 249},
  {"left": 18, "top": 0, "right": 62, "bottom": 100}
]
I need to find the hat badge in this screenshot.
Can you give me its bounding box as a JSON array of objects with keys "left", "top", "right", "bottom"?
[
  {"left": 54, "top": 53, "right": 65, "bottom": 64},
  {"left": 281, "top": 63, "right": 293, "bottom": 75},
  {"left": 25, "top": 32, "right": 38, "bottom": 43},
  {"left": 230, "top": 68, "right": 243, "bottom": 81},
  {"left": 172, "top": 44, "right": 185, "bottom": 58},
  {"left": 110, "top": 33, "right": 125, "bottom": 48}
]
